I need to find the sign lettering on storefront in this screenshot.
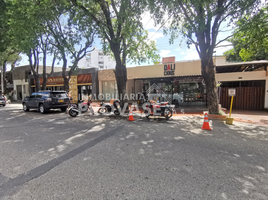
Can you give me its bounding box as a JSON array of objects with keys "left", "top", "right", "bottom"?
[
  {"left": 37, "top": 76, "right": 65, "bottom": 85},
  {"left": 164, "top": 64, "right": 175, "bottom": 76}
]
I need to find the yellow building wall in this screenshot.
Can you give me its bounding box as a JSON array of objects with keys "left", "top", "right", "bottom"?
[
  {"left": 127, "top": 60, "right": 201, "bottom": 79},
  {"left": 98, "top": 61, "right": 202, "bottom": 81}
]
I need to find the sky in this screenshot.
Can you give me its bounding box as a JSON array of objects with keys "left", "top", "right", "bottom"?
[{"left": 16, "top": 12, "right": 234, "bottom": 69}]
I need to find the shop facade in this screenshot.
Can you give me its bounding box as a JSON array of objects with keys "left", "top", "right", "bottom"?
[
  {"left": 128, "top": 60, "right": 206, "bottom": 107},
  {"left": 30, "top": 68, "right": 98, "bottom": 102},
  {"left": 98, "top": 58, "right": 268, "bottom": 110},
  {"left": 98, "top": 60, "right": 206, "bottom": 107}
]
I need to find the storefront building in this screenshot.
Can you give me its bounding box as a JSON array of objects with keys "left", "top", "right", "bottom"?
[
  {"left": 30, "top": 68, "right": 98, "bottom": 102},
  {"left": 13, "top": 65, "right": 62, "bottom": 101},
  {"left": 99, "top": 59, "right": 206, "bottom": 107},
  {"left": 215, "top": 60, "right": 268, "bottom": 110},
  {"left": 98, "top": 57, "right": 268, "bottom": 110}
]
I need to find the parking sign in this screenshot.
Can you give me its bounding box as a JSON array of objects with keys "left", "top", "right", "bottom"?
[{"left": 228, "top": 88, "right": 236, "bottom": 96}]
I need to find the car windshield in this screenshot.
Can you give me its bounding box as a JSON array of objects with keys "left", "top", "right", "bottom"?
[
  {"left": 50, "top": 92, "right": 68, "bottom": 98},
  {"left": 0, "top": 97, "right": 4, "bottom": 100}
]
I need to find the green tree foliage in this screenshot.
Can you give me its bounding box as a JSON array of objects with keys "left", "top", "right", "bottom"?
[
  {"left": 0, "top": 48, "right": 21, "bottom": 94},
  {"left": 70, "top": 0, "right": 160, "bottom": 105},
  {"left": 45, "top": 3, "right": 96, "bottom": 91},
  {"left": 149, "top": 0, "right": 260, "bottom": 114},
  {"left": 0, "top": 0, "right": 9, "bottom": 53},
  {"left": 7, "top": 0, "right": 95, "bottom": 91},
  {"left": 7, "top": 0, "right": 58, "bottom": 91},
  {"left": 224, "top": 6, "right": 268, "bottom": 62}
]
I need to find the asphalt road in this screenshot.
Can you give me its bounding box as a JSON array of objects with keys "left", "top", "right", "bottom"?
[{"left": 0, "top": 104, "right": 268, "bottom": 200}]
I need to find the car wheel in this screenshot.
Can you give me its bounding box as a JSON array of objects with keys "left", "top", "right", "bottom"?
[
  {"left": 23, "top": 103, "right": 29, "bottom": 111},
  {"left": 39, "top": 104, "right": 46, "bottom": 114},
  {"left": 3, "top": 104, "right": 6, "bottom": 107},
  {"left": 61, "top": 107, "right": 67, "bottom": 112}
]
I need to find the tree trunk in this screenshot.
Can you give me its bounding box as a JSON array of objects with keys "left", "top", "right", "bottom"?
[
  {"left": 34, "top": 73, "right": 41, "bottom": 92},
  {"left": 201, "top": 56, "right": 219, "bottom": 114},
  {"left": 113, "top": 51, "right": 127, "bottom": 108},
  {"left": 42, "top": 52, "right": 47, "bottom": 90},
  {"left": 61, "top": 56, "right": 69, "bottom": 92},
  {"left": 2, "top": 61, "right": 7, "bottom": 94}
]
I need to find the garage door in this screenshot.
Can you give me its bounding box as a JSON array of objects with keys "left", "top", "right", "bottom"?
[{"left": 219, "top": 80, "right": 265, "bottom": 110}]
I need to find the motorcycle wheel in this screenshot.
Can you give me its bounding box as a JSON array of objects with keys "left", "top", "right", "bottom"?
[
  {"left": 98, "top": 107, "right": 108, "bottom": 114},
  {"left": 164, "top": 109, "right": 173, "bottom": 119},
  {"left": 81, "top": 105, "right": 89, "bottom": 113},
  {"left": 69, "top": 109, "right": 78, "bottom": 117},
  {"left": 114, "top": 109, "right": 120, "bottom": 115},
  {"left": 144, "top": 110, "right": 150, "bottom": 118}
]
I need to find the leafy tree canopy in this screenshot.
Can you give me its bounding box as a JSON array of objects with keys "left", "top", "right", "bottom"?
[
  {"left": 224, "top": 5, "right": 268, "bottom": 62},
  {"left": 0, "top": 0, "right": 10, "bottom": 53},
  {"left": 148, "top": 0, "right": 260, "bottom": 114},
  {"left": 71, "top": 0, "right": 160, "bottom": 65}
]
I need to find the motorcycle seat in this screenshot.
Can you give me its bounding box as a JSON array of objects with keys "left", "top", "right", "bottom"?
[{"left": 160, "top": 102, "right": 169, "bottom": 105}]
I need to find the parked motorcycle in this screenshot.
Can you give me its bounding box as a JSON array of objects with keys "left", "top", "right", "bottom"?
[
  {"left": 98, "top": 100, "right": 129, "bottom": 115},
  {"left": 97, "top": 102, "right": 112, "bottom": 114},
  {"left": 144, "top": 100, "right": 175, "bottom": 119},
  {"left": 68, "top": 99, "right": 94, "bottom": 117}
]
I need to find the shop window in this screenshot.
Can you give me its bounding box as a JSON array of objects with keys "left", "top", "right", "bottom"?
[{"left": 102, "top": 81, "right": 117, "bottom": 100}]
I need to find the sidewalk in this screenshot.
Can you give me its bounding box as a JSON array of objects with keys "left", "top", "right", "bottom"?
[{"left": 230, "top": 110, "right": 268, "bottom": 125}]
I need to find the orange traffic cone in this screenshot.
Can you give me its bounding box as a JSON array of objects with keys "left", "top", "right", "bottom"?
[
  {"left": 201, "top": 113, "right": 212, "bottom": 130},
  {"left": 128, "top": 110, "right": 135, "bottom": 121}
]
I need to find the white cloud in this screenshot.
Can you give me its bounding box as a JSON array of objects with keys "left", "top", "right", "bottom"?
[
  {"left": 214, "top": 41, "right": 233, "bottom": 55},
  {"left": 182, "top": 44, "right": 199, "bottom": 60},
  {"left": 148, "top": 32, "right": 164, "bottom": 42},
  {"left": 142, "top": 12, "right": 159, "bottom": 30},
  {"left": 160, "top": 50, "right": 171, "bottom": 57},
  {"left": 142, "top": 11, "right": 172, "bottom": 31}
]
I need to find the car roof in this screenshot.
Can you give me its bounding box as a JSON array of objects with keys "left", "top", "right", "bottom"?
[{"left": 50, "top": 91, "right": 67, "bottom": 93}]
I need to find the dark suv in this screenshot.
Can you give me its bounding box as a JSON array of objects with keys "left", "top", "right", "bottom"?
[{"left": 22, "top": 91, "right": 70, "bottom": 114}]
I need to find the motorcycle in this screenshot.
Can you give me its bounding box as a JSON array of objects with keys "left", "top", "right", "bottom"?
[
  {"left": 144, "top": 100, "right": 175, "bottom": 119},
  {"left": 98, "top": 100, "right": 129, "bottom": 115},
  {"left": 97, "top": 102, "right": 112, "bottom": 114},
  {"left": 68, "top": 99, "right": 94, "bottom": 117}
]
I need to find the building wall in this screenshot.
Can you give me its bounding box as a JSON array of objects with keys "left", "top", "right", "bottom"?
[
  {"left": 98, "top": 58, "right": 268, "bottom": 108},
  {"left": 216, "top": 56, "right": 229, "bottom": 65},
  {"left": 215, "top": 71, "right": 268, "bottom": 109},
  {"left": 78, "top": 47, "right": 116, "bottom": 70},
  {"left": 13, "top": 80, "right": 29, "bottom": 100},
  {"left": 12, "top": 65, "right": 63, "bottom": 100},
  {"left": 127, "top": 60, "right": 201, "bottom": 79}
]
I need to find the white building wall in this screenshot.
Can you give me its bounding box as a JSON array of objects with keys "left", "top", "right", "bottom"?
[
  {"left": 13, "top": 80, "right": 30, "bottom": 101},
  {"left": 215, "top": 71, "right": 268, "bottom": 109},
  {"left": 103, "top": 56, "right": 116, "bottom": 69},
  {"left": 78, "top": 47, "right": 116, "bottom": 70}
]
